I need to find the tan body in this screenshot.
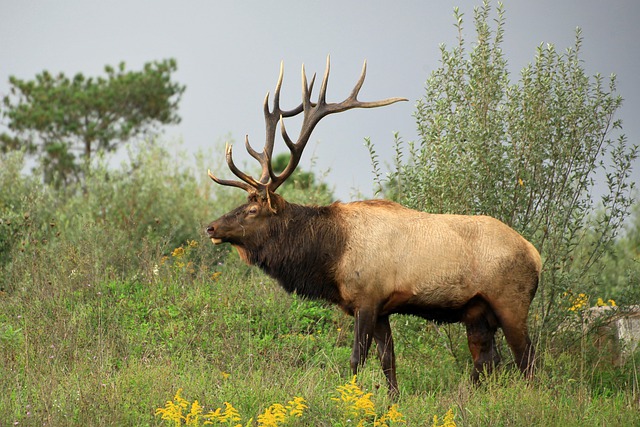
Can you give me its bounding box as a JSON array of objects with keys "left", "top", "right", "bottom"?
[{"left": 335, "top": 200, "right": 540, "bottom": 318}]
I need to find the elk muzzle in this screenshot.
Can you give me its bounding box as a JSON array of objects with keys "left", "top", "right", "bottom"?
[{"left": 206, "top": 224, "right": 224, "bottom": 245}]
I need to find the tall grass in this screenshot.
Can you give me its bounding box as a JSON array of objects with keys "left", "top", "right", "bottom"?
[{"left": 1, "top": 144, "right": 638, "bottom": 425}]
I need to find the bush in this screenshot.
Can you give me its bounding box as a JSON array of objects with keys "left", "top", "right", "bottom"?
[{"left": 0, "top": 141, "right": 230, "bottom": 293}]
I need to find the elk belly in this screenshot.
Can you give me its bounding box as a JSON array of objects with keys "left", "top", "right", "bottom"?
[{"left": 381, "top": 289, "right": 416, "bottom": 314}]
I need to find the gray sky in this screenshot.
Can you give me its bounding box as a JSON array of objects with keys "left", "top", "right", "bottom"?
[{"left": 2, "top": 0, "right": 639, "bottom": 201}]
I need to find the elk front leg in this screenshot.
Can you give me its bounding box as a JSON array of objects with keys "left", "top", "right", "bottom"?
[
  {"left": 350, "top": 307, "right": 377, "bottom": 379},
  {"left": 373, "top": 315, "right": 399, "bottom": 398}
]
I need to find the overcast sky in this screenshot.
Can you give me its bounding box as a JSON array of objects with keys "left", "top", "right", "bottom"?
[{"left": 2, "top": 0, "right": 639, "bottom": 201}]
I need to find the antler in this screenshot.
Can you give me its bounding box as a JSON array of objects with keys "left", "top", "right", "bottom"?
[{"left": 208, "top": 55, "right": 407, "bottom": 197}]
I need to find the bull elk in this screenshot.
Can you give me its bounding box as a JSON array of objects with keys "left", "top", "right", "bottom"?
[{"left": 206, "top": 57, "right": 541, "bottom": 396}]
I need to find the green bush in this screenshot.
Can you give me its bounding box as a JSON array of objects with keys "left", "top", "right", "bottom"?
[{"left": 0, "top": 141, "right": 231, "bottom": 293}]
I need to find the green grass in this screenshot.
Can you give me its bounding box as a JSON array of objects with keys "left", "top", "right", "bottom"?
[{"left": 1, "top": 244, "right": 639, "bottom": 426}]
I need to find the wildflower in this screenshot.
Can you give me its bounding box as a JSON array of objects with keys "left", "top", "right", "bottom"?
[
  {"left": 567, "top": 292, "right": 588, "bottom": 312},
  {"left": 172, "top": 246, "right": 185, "bottom": 258},
  {"left": 332, "top": 376, "right": 376, "bottom": 421},
  {"left": 204, "top": 402, "right": 242, "bottom": 425},
  {"left": 432, "top": 408, "right": 456, "bottom": 427},
  {"left": 256, "top": 397, "right": 308, "bottom": 426},
  {"left": 155, "top": 388, "right": 190, "bottom": 426},
  {"left": 286, "top": 397, "right": 308, "bottom": 418},
  {"left": 188, "top": 240, "right": 199, "bottom": 248},
  {"left": 257, "top": 403, "right": 287, "bottom": 427},
  {"left": 212, "top": 271, "right": 222, "bottom": 281},
  {"left": 374, "top": 404, "right": 406, "bottom": 426},
  {"left": 186, "top": 400, "right": 203, "bottom": 426}
]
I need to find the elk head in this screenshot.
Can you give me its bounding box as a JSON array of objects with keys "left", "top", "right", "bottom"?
[{"left": 207, "top": 56, "right": 406, "bottom": 246}]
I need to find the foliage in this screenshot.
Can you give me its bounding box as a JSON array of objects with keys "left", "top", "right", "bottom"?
[
  {"left": 0, "top": 141, "right": 226, "bottom": 291},
  {"left": 591, "top": 201, "right": 640, "bottom": 301},
  {"left": 371, "top": 1, "right": 637, "bottom": 331},
  {"left": 0, "top": 150, "right": 61, "bottom": 272},
  {"left": 1, "top": 59, "right": 185, "bottom": 187}
]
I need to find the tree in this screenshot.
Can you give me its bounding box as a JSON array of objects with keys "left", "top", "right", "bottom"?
[
  {"left": 1, "top": 59, "right": 185, "bottom": 187},
  {"left": 372, "top": 1, "right": 637, "bottom": 328}
]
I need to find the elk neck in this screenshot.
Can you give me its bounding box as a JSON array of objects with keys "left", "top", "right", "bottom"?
[{"left": 239, "top": 200, "right": 347, "bottom": 304}]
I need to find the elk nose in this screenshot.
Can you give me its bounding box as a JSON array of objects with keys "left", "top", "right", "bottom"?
[{"left": 206, "top": 225, "right": 215, "bottom": 236}]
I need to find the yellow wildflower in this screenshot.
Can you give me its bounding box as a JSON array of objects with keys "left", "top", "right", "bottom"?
[
  {"left": 257, "top": 403, "right": 287, "bottom": 427},
  {"left": 568, "top": 292, "right": 588, "bottom": 312},
  {"left": 286, "top": 397, "right": 308, "bottom": 418},
  {"left": 374, "top": 404, "right": 406, "bottom": 426},
  {"left": 432, "top": 408, "right": 456, "bottom": 427},
  {"left": 155, "top": 388, "right": 190, "bottom": 426},
  {"left": 203, "top": 401, "right": 242, "bottom": 425},
  {"left": 332, "top": 376, "right": 376, "bottom": 421},
  {"left": 255, "top": 397, "right": 308, "bottom": 426},
  {"left": 172, "top": 246, "right": 185, "bottom": 258},
  {"left": 186, "top": 400, "right": 203, "bottom": 425}
]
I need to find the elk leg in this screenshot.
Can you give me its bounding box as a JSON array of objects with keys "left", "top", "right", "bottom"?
[
  {"left": 502, "top": 323, "right": 535, "bottom": 379},
  {"left": 465, "top": 321, "right": 500, "bottom": 382},
  {"left": 373, "top": 315, "right": 399, "bottom": 398},
  {"left": 350, "top": 307, "right": 376, "bottom": 379},
  {"left": 496, "top": 310, "right": 535, "bottom": 378},
  {"left": 464, "top": 300, "right": 500, "bottom": 382}
]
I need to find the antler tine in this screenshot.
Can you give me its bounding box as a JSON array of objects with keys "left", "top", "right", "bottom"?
[
  {"left": 207, "top": 168, "right": 254, "bottom": 193},
  {"left": 224, "top": 143, "right": 262, "bottom": 188},
  {"left": 317, "top": 54, "right": 331, "bottom": 106},
  {"left": 258, "top": 62, "right": 317, "bottom": 186},
  {"left": 331, "top": 59, "right": 408, "bottom": 112},
  {"left": 207, "top": 143, "right": 263, "bottom": 193},
  {"left": 243, "top": 135, "right": 271, "bottom": 184}
]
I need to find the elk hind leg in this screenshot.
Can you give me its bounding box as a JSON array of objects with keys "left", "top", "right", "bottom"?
[
  {"left": 464, "top": 299, "right": 500, "bottom": 383},
  {"left": 498, "top": 310, "right": 535, "bottom": 379}
]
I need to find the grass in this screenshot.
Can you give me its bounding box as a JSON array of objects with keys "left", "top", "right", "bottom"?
[
  {"left": 1, "top": 146, "right": 638, "bottom": 425},
  {"left": 1, "top": 242, "right": 639, "bottom": 426}
]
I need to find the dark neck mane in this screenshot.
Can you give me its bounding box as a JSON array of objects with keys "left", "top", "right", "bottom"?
[{"left": 243, "top": 202, "right": 346, "bottom": 304}]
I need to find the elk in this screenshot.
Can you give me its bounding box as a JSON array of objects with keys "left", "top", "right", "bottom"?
[{"left": 206, "top": 57, "right": 541, "bottom": 396}]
